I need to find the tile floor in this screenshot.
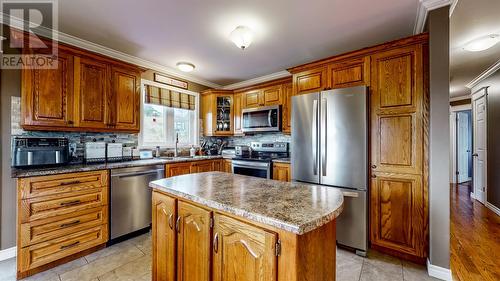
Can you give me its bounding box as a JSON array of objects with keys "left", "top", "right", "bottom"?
[{"left": 0, "top": 233, "right": 437, "bottom": 281}]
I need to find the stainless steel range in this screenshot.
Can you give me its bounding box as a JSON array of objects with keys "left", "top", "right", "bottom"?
[{"left": 232, "top": 142, "right": 289, "bottom": 179}]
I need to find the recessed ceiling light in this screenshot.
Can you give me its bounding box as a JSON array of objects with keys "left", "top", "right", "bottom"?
[
  {"left": 176, "top": 62, "right": 195, "bottom": 72},
  {"left": 229, "top": 26, "right": 254, "bottom": 50},
  {"left": 464, "top": 34, "right": 500, "bottom": 52}
]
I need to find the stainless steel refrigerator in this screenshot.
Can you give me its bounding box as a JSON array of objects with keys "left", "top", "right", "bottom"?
[{"left": 291, "top": 86, "right": 368, "bottom": 256}]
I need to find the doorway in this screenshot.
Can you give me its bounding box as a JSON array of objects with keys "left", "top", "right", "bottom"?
[{"left": 456, "top": 110, "right": 472, "bottom": 183}]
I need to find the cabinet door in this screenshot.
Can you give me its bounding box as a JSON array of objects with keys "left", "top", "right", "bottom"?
[
  {"left": 272, "top": 163, "right": 290, "bottom": 182},
  {"left": 166, "top": 163, "right": 192, "bottom": 177},
  {"left": 292, "top": 67, "right": 327, "bottom": 96},
  {"left": 370, "top": 45, "right": 423, "bottom": 175},
  {"left": 213, "top": 214, "right": 277, "bottom": 281},
  {"left": 152, "top": 192, "right": 176, "bottom": 281},
  {"left": 328, "top": 57, "right": 370, "bottom": 89},
  {"left": 370, "top": 173, "right": 426, "bottom": 258},
  {"left": 110, "top": 65, "right": 140, "bottom": 131},
  {"left": 213, "top": 160, "right": 223, "bottom": 172},
  {"left": 223, "top": 160, "right": 232, "bottom": 173},
  {"left": 213, "top": 95, "right": 234, "bottom": 136},
  {"left": 244, "top": 90, "right": 263, "bottom": 108},
  {"left": 74, "top": 57, "right": 109, "bottom": 129},
  {"left": 21, "top": 50, "right": 74, "bottom": 128},
  {"left": 281, "top": 83, "right": 292, "bottom": 134},
  {"left": 177, "top": 201, "right": 212, "bottom": 281},
  {"left": 262, "top": 85, "right": 282, "bottom": 106},
  {"left": 191, "top": 161, "right": 214, "bottom": 173},
  {"left": 233, "top": 93, "right": 243, "bottom": 135}
]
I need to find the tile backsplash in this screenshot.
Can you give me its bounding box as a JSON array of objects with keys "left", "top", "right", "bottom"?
[
  {"left": 11, "top": 96, "right": 138, "bottom": 162},
  {"left": 201, "top": 132, "right": 291, "bottom": 148}
]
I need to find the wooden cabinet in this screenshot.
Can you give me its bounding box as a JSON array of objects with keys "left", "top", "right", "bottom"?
[
  {"left": 22, "top": 50, "right": 74, "bottom": 129},
  {"left": 73, "top": 57, "right": 109, "bottom": 129},
  {"left": 177, "top": 201, "right": 212, "bottom": 281},
  {"left": 328, "top": 57, "right": 370, "bottom": 89},
  {"left": 233, "top": 93, "right": 243, "bottom": 135},
  {"left": 166, "top": 162, "right": 193, "bottom": 177},
  {"left": 202, "top": 90, "right": 234, "bottom": 136},
  {"left": 242, "top": 86, "right": 282, "bottom": 108},
  {"left": 21, "top": 43, "right": 141, "bottom": 133},
  {"left": 110, "top": 65, "right": 141, "bottom": 131},
  {"left": 272, "top": 163, "right": 291, "bottom": 182},
  {"left": 292, "top": 67, "right": 327, "bottom": 95},
  {"left": 243, "top": 89, "right": 263, "bottom": 108},
  {"left": 281, "top": 83, "right": 292, "bottom": 134},
  {"left": 223, "top": 159, "right": 232, "bottom": 173},
  {"left": 16, "top": 171, "right": 109, "bottom": 279},
  {"left": 191, "top": 160, "right": 215, "bottom": 173},
  {"left": 262, "top": 85, "right": 282, "bottom": 105},
  {"left": 152, "top": 191, "right": 176, "bottom": 281},
  {"left": 213, "top": 214, "right": 277, "bottom": 281}
]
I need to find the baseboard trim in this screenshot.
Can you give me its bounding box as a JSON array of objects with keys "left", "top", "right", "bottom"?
[
  {"left": 427, "top": 259, "right": 452, "bottom": 281},
  {"left": 486, "top": 201, "right": 500, "bottom": 216},
  {"left": 0, "top": 246, "right": 16, "bottom": 261}
]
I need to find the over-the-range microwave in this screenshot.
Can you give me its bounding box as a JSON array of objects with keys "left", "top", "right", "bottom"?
[{"left": 242, "top": 105, "right": 281, "bottom": 133}]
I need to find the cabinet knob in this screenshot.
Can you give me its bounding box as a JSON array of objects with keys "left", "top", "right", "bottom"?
[
  {"left": 67, "top": 120, "right": 74, "bottom": 125},
  {"left": 371, "top": 174, "right": 377, "bottom": 178},
  {"left": 371, "top": 165, "right": 377, "bottom": 169}
]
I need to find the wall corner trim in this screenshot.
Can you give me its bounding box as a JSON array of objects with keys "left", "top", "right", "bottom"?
[
  {"left": 485, "top": 202, "right": 500, "bottom": 217},
  {"left": 221, "top": 70, "right": 291, "bottom": 90},
  {"left": 466, "top": 58, "right": 500, "bottom": 89},
  {"left": 427, "top": 259, "right": 452, "bottom": 281},
  {"left": 0, "top": 246, "right": 16, "bottom": 262},
  {"left": 414, "top": 0, "right": 453, "bottom": 34}
]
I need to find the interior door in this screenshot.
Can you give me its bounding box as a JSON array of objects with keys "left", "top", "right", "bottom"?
[
  {"left": 473, "top": 92, "right": 487, "bottom": 204},
  {"left": 457, "top": 111, "right": 470, "bottom": 183},
  {"left": 291, "top": 93, "right": 320, "bottom": 183}
]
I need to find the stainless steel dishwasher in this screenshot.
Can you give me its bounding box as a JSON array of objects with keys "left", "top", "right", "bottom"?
[{"left": 110, "top": 165, "right": 164, "bottom": 241}]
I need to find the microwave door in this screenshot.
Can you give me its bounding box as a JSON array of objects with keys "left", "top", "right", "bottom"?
[{"left": 291, "top": 93, "right": 320, "bottom": 184}]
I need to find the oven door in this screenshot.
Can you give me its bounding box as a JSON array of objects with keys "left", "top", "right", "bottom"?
[
  {"left": 232, "top": 160, "right": 271, "bottom": 179},
  {"left": 242, "top": 105, "right": 280, "bottom": 133}
]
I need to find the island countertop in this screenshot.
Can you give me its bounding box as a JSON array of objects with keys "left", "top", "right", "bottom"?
[{"left": 149, "top": 172, "right": 344, "bottom": 235}]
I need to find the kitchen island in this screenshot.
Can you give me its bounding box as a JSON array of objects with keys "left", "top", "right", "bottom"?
[{"left": 149, "top": 172, "right": 344, "bottom": 281}]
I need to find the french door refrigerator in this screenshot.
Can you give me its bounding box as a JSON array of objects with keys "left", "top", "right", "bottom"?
[{"left": 291, "top": 86, "right": 368, "bottom": 256}]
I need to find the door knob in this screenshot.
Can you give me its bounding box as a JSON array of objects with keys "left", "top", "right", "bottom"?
[{"left": 472, "top": 153, "right": 479, "bottom": 157}]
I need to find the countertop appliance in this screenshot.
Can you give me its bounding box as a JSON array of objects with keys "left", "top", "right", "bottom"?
[
  {"left": 235, "top": 145, "right": 250, "bottom": 157},
  {"left": 106, "top": 143, "right": 123, "bottom": 162},
  {"left": 232, "top": 141, "right": 289, "bottom": 179},
  {"left": 85, "top": 142, "right": 106, "bottom": 163},
  {"left": 291, "top": 86, "right": 368, "bottom": 256},
  {"left": 242, "top": 105, "right": 281, "bottom": 133},
  {"left": 12, "top": 137, "right": 70, "bottom": 167},
  {"left": 110, "top": 165, "right": 165, "bottom": 242}
]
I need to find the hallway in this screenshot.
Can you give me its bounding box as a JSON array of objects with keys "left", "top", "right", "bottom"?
[{"left": 450, "top": 182, "right": 500, "bottom": 281}]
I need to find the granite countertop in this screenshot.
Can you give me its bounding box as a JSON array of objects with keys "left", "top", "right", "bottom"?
[
  {"left": 150, "top": 172, "right": 344, "bottom": 235},
  {"left": 11, "top": 156, "right": 224, "bottom": 178},
  {"left": 272, "top": 158, "right": 290, "bottom": 164}
]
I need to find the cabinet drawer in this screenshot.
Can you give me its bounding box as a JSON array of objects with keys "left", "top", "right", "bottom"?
[
  {"left": 18, "top": 225, "right": 108, "bottom": 272},
  {"left": 20, "top": 206, "right": 108, "bottom": 247},
  {"left": 18, "top": 170, "right": 109, "bottom": 199},
  {"left": 20, "top": 188, "right": 108, "bottom": 223}
]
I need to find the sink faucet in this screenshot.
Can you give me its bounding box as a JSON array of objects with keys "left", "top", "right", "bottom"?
[{"left": 174, "top": 133, "right": 179, "bottom": 157}]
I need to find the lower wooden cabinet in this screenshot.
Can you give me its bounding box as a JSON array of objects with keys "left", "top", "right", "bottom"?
[
  {"left": 213, "top": 214, "right": 277, "bottom": 281},
  {"left": 152, "top": 191, "right": 176, "bottom": 281},
  {"left": 166, "top": 159, "right": 230, "bottom": 178},
  {"left": 191, "top": 160, "right": 215, "bottom": 173},
  {"left": 166, "top": 162, "right": 192, "bottom": 177},
  {"left": 223, "top": 159, "right": 232, "bottom": 173},
  {"left": 272, "top": 163, "right": 291, "bottom": 182}
]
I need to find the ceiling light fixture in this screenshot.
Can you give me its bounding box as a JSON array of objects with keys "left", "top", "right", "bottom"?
[
  {"left": 176, "top": 62, "right": 195, "bottom": 72},
  {"left": 464, "top": 34, "right": 500, "bottom": 52},
  {"left": 229, "top": 26, "right": 254, "bottom": 50}
]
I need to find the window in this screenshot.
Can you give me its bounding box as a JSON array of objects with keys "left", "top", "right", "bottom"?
[{"left": 140, "top": 83, "right": 199, "bottom": 148}]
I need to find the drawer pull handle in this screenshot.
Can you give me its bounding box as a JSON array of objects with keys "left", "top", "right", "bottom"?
[
  {"left": 60, "top": 200, "right": 81, "bottom": 206},
  {"left": 60, "top": 241, "right": 80, "bottom": 250},
  {"left": 60, "top": 220, "right": 81, "bottom": 228},
  {"left": 60, "top": 180, "right": 82, "bottom": 186},
  {"left": 213, "top": 233, "right": 219, "bottom": 253}
]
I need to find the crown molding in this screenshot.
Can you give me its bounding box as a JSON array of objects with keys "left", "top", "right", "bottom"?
[
  {"left": 466, "top": 58, "right": 500, "bottom": 89},
  {"left": 222, "top": 70, "right": 291, "bottom": 90},
  {"left": 1, "top": 13, "right": 221, "bottom": 88},
  {"left": 413, "top": 0, "right": 453, "bottom": 34}
]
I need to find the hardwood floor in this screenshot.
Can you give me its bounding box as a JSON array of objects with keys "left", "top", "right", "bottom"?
[{"left": 450, "top": 182, "right": 500, "bottom": 281}]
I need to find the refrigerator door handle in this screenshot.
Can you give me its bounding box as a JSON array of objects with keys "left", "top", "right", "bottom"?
[
  {"left": 321, "top": 97, "right": 327, "bottom": 177},
  {"left": 312, "top": 99, "right": 318, "bottom": 175}
]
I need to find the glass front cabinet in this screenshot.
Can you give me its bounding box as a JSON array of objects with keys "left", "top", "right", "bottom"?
[{"left": 201, "top": 90, "right": 234, "bottom": 136}]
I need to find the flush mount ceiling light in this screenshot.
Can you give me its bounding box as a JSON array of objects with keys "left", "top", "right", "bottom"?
[
  {"left": 229, "top": 26, "right": 254, "bottom": 50},
  {"left": 176, "top": 62, "right": 195, "bottom": 72},
  {"left": 464, "top": 34, "right": 500, "bottom": 52}
]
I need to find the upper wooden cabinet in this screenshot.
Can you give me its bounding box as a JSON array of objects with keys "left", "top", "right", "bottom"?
[
  {"left": 22, "top": 50, "right": 74, "bottom": 129},
  {"left": 262, "top": 85, "right": 282, "bottom": 106},
  {"left": 212, "top": 214, "right": 277, "bottom": 281},
  {"left": 110, "top": 65, "right": 141, "bottom": 131},
  {"left": 328, "top": 57, "right": 370, "bottom": 89},
  {"left": 201, "top": 90, "right": 234, "bottom": 136},
  {"left": 243, "top": 89, "right": 263, "bottom": 108},
  {"left": 241, "top": 85, "right": 283, "bottom": 109},
  {"left": 292, "top": 67, "right": 327, "bottom": 95},
  {"left": 281, "top": 83, "right": 292, "bottom": 134},
  {"left": 233, "top": 93, "right": 243, "bottom": 135},
  {"left": 21, "top": 44, "right": 142, "bottom": 132},
  {"left": 152, "top": 192, "right": 176, "bottom": 281}
]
